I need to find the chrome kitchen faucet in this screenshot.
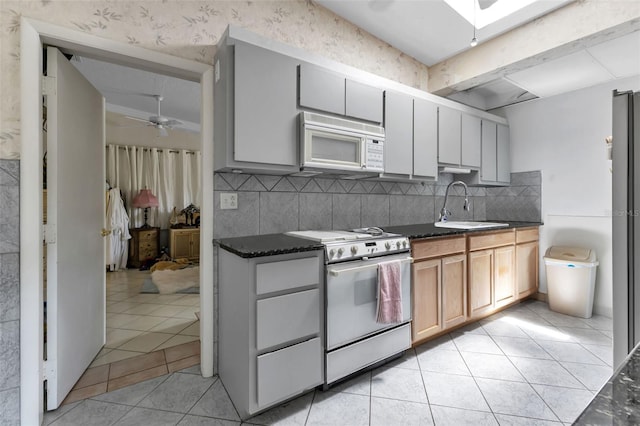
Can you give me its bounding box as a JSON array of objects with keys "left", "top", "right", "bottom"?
[{"left": 439, "top": 180, "right": 470, "bottom": 222}]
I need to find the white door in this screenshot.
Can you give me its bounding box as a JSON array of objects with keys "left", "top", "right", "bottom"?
[{"left": 45, "top": 46, "right": 106, "bottom": 409}]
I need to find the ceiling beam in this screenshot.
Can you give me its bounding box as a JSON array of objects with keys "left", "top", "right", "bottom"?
[{"left": 428, "top": 0, "right": 640, "bottom": 96}]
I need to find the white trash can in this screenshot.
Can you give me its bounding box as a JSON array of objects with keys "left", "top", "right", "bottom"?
[{"left": 544, "top": 246, "right": 599, "bottom": 318}]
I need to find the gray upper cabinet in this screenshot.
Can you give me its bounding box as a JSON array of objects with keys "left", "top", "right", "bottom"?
[
  {"left": 481, "top": 120, "right": 498, "bottom": 182},
  {"left": 438, "top": 106, "right": 462, "bottom": 165},
  {"left": 384, "top": 91, "right": 414, "bottom": 176},
  {"left": 461, "top": 114, "right": 481, "bottom": 168},
  {"left": 462, "top": 119, "right": 511, "bottom": 186},
  {"left": 413, "top": 98, "right": 438, "bottom": 179},
  {"left": 345, "top": 79, "right": 383, "bottom": 123},
  {"left": 497, "top": 124, "right": 511, "bottom": 183},
  {"left": 299, "top": 63, "right": 345, "bottom": 116},
  {"left": 299, "top": 63, "right": 382, "bottom": 123},
  {"left": 214, "top": 40, "right": 299, "bottom": 173}
]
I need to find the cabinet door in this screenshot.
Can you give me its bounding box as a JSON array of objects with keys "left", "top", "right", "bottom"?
[
  {"left": 461, "top": 114, "right": 481, "bottom": 168},
  {"left": 345, "top": 79, "right": 383, "bottom": 123},
  {"left": 191, "top": 231, "right": 200, "bottom": 260},
  {"left": 234, "top": 42, "right": 298, "bottom": 166},
  {"left": 517, "top": 241, "right": 539, "bottom": 299},
  {"left": 468, "top": 249, "right": 493, "bottom": 319},
  {"left": 438, "top": 106, "right": 461, "bottom": 165},
  {"left": 481, "top": 120, "right": 497, "bottom": 182},
  {"left": 172, "top": 232, "right": 192, "bottom": 259},
  {"left": 494, "top": 245, "right": 516, "bottom": 308},
  {"left": 442, "top": 254, "right": 467, "bottom": 329},
  {"left": 299, "top": 63, "right": 345, "bottom": 115},
  {"left": 413, "top": 98, "right": 438, "bottom": 179},
  {"left": 384, "top": 91, "right": 414, "bottom": 175},
  {"left": 412, "top": 259, "right": 442, "bottom": 343},
  {"left": 497, "top": 124, "right": 511, "bottom": 183}
]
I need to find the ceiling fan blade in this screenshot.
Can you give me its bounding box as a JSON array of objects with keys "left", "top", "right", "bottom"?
[
  {"left": 124, "top": 115, "right": 152, "bottom": 124},
  {"left": 163, "top": 119, "right": 183, "bottom": 127}
]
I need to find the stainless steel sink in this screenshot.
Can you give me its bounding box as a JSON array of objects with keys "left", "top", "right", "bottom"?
[{"left": 434, "top": 221, "right": 509, "bottom": 230}]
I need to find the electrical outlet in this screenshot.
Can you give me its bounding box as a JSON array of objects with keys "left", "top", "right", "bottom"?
[{"left": 220, "top": 192, "right": 238, "bottom": 210}]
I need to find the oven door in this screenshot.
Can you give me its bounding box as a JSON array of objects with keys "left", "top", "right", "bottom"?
[{"left": 326, "top": 253, "right": 412, "bottom": 351}]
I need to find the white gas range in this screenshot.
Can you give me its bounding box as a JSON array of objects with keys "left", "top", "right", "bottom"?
[{"left": 286, "top": 228, "right": 413, "bottom": 386}]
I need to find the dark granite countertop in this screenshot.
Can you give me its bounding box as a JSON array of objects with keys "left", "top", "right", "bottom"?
[
  {"left": 216, "top": 233, "right": 324, "bottom": 258},
  {"left": 382, "top": 221, "right": 543, "bottom": 240},
  {"left": 216, "top": 222, "right": 543, "bottom": 258},
  {"left": 575, "top": 342, "right": 640, "bottom": 425}
]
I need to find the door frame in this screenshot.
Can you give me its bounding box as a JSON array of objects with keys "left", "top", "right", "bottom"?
[{"left": 20, "top": 18, "right": 214, "bottom": 425}]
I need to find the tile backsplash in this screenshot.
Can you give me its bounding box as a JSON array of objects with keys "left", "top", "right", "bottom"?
[{"left": 213, "top": 170, "right": 542, "bottom": 239}]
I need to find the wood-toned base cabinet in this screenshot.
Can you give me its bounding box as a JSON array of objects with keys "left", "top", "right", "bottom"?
[
  {"left": 169, "top": 228, "right": 200, "bottom": 262},
  {"left": 412, "top": 236, "right": 467, "bottom": 344},
  {"left": 412, "top": 226, "right": 539, "bottom": 346}
]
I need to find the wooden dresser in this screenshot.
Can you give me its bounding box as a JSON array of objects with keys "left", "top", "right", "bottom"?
[
  {"left": 169, "top": 228, "right": 200, "bottom": 262},
  {"left": 128, "top": 227, "right": 160, "bottom": 268}
]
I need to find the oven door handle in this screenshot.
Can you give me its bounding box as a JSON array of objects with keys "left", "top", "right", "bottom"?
[{"left": 328, "top": 257, "right": 414, "bottom": 276}]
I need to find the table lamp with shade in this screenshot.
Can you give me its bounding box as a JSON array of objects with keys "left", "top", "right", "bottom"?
[{"left": 132, "top": 188, "right": 159, "bottom": 228}]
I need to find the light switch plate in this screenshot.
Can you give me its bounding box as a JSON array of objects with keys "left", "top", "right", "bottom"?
[{"left": 220, "top": 192, "right": 238, "bottom": 210}]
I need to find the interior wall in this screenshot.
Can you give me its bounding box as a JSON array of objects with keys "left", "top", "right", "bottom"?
[{"left": 503, "top": 75, "right": 640, "bottom": 317}]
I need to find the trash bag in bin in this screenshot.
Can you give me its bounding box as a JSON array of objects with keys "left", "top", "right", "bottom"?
[{"left": 544, "top": 246, "right": 599, "bottom": 319}]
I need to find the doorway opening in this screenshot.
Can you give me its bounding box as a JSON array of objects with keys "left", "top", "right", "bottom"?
[{"left": 21, "top": 18, "right": 214, "bottom": 425}]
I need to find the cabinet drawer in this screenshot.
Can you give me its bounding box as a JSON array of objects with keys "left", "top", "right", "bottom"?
[
  {"left": 256, "top": 257, "right": 319, "bottom": 295},
  {"left": 516, "top": 227, "right": 539, "bottom": 244},
  {"left": 257, "top": 289, "right": 319, "bottom": 350},
  {"left": 412, "top": 236, "right": 465, "bottom": 260},
  {"left": 468, "top": 230, "right": 515, "bottom": 251},
  {"left": 137, "top": 230, "right": 157, "bottom": 241},
  {"left": 257, "top": 337, "right": 322, "bottom": 408}
]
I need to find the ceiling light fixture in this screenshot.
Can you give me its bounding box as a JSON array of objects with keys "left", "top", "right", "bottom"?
[{"left": 470, "top": 0, "right": 478, "bottom": 47}]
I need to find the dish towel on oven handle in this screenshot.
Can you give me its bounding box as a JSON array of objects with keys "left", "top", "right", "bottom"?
[{"left": 376, "top": 260, "right": 403, "bottom": 324}]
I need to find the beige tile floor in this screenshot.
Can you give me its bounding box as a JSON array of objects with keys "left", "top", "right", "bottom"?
[{"left": 92, "top": 269, "right": 200, "bottom": 368}]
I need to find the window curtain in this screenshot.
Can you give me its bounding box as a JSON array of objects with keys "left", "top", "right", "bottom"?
[{"left": 106, "top": 144, "right": 201, "bottom": 229}]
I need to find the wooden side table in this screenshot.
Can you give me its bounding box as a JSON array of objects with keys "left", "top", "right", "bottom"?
[{"left": 128, "top": 227, "right": 160, "bottom": 268}]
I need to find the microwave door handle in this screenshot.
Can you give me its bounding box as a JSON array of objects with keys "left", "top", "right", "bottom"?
[{"left": 328, "top": 257, "right": 414, "bottom": 276}]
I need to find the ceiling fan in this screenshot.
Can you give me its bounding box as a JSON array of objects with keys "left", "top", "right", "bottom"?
[{"left": 124, "top": 94, "right": 183, "bottom": 137}]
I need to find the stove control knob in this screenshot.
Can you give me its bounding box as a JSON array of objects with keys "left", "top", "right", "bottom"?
[
  {"left": 351, "top": 246, "right": 358, "bottom": 255},
  {"left": 385, "top": 242, "right": 391, "bottom": 250},
  {"left": 329, "top": 249, "right": 335, "bottom": 258},
  {"left": 402, "top": 240, "right": 407, "bottom": 248},
  {"left": 337, "top": 248, "right": 344, "bottom": 257},
  {"left": 396, "top": 241, "right": 401, "bottom": 249}
]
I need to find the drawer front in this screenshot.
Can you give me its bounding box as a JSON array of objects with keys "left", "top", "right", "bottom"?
[
  {"left": 256, "top": 257, "right": 320, "bottom": 295},
  {"left": 468, "top": 230, "right": 515, "bottom": 251},
  {"left": 257, "top": 289, "right": 319, "bottom": 350},
  {"left": 516, "top": 227, "right": 539, "bottom": 244},
  {"left": 257, "top": 337, "right": 322, "bottom": 408},
  {"left": 139, "top": 248, "right": 156, "bottom": 260},
  {"left": 138, "top": 230, "right": 157, "bottom": 241},
  {"left": 412, "top": 236, "right": 465, "bottom": 260},
  {"left": 326, "top": 323, "right": 410, "bottom": 384}
]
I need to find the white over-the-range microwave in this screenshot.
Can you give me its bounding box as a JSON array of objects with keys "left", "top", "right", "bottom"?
[{"left": 299, "top": 111, "right": 385, "bottom": 175}]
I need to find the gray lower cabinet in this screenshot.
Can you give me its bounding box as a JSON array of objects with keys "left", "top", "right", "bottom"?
[
  {"left": 214, "top": 40, "right": 299, "bottom": 174},
  {"left": 218, "top": 249, "right": 324, "bottom": 420}
]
